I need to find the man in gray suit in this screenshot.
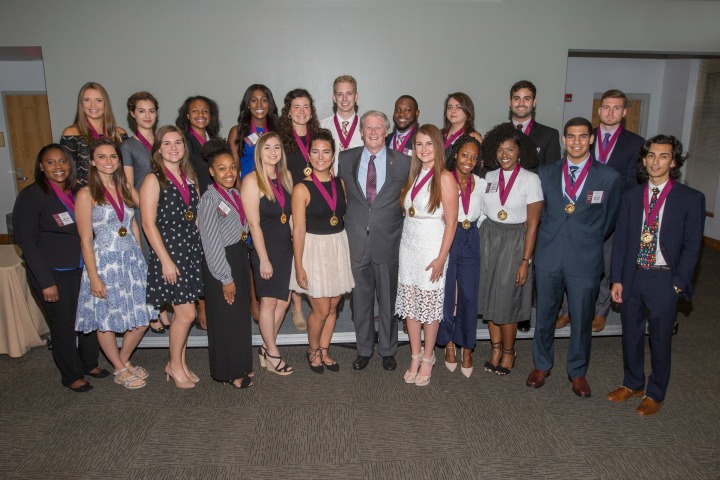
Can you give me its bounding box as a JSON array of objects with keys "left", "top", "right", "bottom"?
[{"left": 338, "top": 110, "right": 411, "bottom": 371}]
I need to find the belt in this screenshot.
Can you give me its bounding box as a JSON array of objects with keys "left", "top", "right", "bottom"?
[{"left": 636, "top": 264, "right": 670, "bottom": 271}]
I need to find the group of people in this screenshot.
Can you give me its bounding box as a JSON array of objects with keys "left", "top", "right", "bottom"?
[{"left": 12, "top": 76, "right": 704, "bottom": 416}]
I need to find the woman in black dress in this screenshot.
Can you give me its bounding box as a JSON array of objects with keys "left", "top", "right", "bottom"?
[
  {"left": 197, "top": 139, "right": 254, "bottom": 389},
  {"left": 13, "top": 144, "right": 107, "bottom": 392},
  {"left": 241, "top": 132, "right": 294, "bottom": 375},
  {"left": 140, "top": 125, "right": 203, "bottom": 389}
]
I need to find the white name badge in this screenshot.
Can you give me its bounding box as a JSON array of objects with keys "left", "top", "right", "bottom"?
[
  {"left": 587, "top": 191, "right": 604, "bottom": 204},
  {"left": 403, "top": 148, "right": 413, "bottom": 156},
  {"left": 244, "top": 132, "right": 259, "bottom": 146},
  {"left": 217, "top": 201, "right": 232, "bottom": 217},
  {"left": 486, "top": 183, "right": 499, "bottom": 194},
  {"left": 53, "top": 212, "right": 74, "bottom": 227}
]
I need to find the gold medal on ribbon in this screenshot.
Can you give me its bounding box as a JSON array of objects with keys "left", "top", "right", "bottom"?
[
  {"left": 497, "top": 210, "right": 508, "bottom": 221},
  {"left": 303, "top": 165, "right": 312, "bottom": 177},
  {"left": 280, "top": 213, "right": 287, "bottom": 224},
  {"left": 241, "top": 230, "right": 249, "bottom": 242},
  {"left": 118, "top": 226, "right": 127, "bottom": 237},
  {"left": 641, "top": 232, "right": 653, "bottom": 244},
  {"left": 462, "top": 219, "right": 471, "bottom": 230},
  {"left": 330, "top": 215, "right": 339, "bottom": 226},
  {"left": 185, "top": 210, "right": 195, "bottom": 221},
  {"left": 408, "top": 205, "right": 416, "bottom": 217},
  {"left": 564, "top": 204, "right": 575, "bottom": 215}
]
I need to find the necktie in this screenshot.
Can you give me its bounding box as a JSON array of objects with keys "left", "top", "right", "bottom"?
[
  {"left": 342, "top": 121, "right": 349, "bottom": 137},
  {"left": 569, "top": 165, "right": 579, "bottom": 186},
  {"left": 637, "top": 187, "right": 660, "bottom": 269},
  {"left": 516, "top": 123, "right": 524, "bottom": 131},
  {"left": 602, "top": 132, "right": 611, "bottom": 149},
  {"left": 366, "top": 155, "right": 377, "bottom": 204}
]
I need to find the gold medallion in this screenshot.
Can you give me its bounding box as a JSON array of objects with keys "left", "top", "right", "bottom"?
[
  {"left": 408, "top": 205, "right": 416, "bottom": 217},
  {"left": 185, "top": 210, "right": 195, "bottom": 221},
  {"left": 118, "top": 226, "right": 127, "bottom": 237},
  {"left": 280, "top": 213, "right": 287, "bottom": 224},
  {"left": 303, "top": 165, "right": 312, "bottom": 177},
  {"left": 564, "top": 204, "right": 575, "bottom": 215},
  {"left": 462, "top": 219, "right": 471, "bottom": 230},
  {"left": 330, "top": 215, "right": 339, "bottom": 226},
  {"left": 241, "top": 230, "right": 249, "bottom": 242},
  {"left": 497, "top": 210, "right": 508, "bottom": 221},
  {"left": 641, "top": 232, "right": 653, "bottom": 244}
]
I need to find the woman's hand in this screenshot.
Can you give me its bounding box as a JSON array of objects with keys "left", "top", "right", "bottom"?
[
  {"left": 295, "top": 267, "right": 308, "bottom": 290},
  {"left": 161, "top": 260, "right": 180, "bottom": 285},
  {"left": 42, "top": 285, "right": 59, "bottom": 303},
  {"left": 425, "top": 256, "right": 447, "bottom": 283},
  {"left": 260, "top": 259, "right": 273, "bottom": 280},
  {"left": 516, "top": 261, "right": 530, "bottom": 286},
  {"left": 223, "top": 282, "right": 236, "bottom": 305},
  {"left": 90, "top": 276, "right": 107, "bottom": 299}
]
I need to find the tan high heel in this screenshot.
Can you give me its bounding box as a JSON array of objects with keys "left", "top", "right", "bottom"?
[
  {"left": 258, "top": 345, "right": 267, "bottom": 368},
  {"left": 445, "top": 343, "right": 458, "bottom": 372},
  {"left": 404, "top": 351, "right": 424, "bottom": 384},
  {"left": 165, "top": 364, "right": 195, "bottom": 389},
  {"left": 461, "top": 348, "right": 474, "bottom": 378},
  {"left": 415, "top": 354, "right": 436, "bottom": 387}
]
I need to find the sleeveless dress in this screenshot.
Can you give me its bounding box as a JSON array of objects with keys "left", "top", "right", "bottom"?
[
  {"left": 76, "top": 203, "right": 156, "bottom": 333},
  {"left": 249, "top": 180, "right": 293, "bottom": 299},
  {"left": 146, "top": 172, "right": 204, "bottom": 307},
  {"left": 289, "top": 177, "right": 355, "bottom": 297},
  {"left": 395, "top": 173, "right": 447, "bottom": 324}
]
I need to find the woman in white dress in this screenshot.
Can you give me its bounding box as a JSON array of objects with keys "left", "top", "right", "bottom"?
[{"left": 396, "top": 124, "right": 458, "bottom": 386}]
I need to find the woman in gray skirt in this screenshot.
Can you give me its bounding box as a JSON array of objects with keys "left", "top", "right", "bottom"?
[{"left": 479, "top": 123, "right": 543, "bottom": 375}]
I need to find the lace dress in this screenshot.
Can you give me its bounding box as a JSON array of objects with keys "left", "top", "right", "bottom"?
[
  {"left": 395, "top": 174, "right": 447, "bottom": 324},
  {"left": 76, "top": 203, "right": 156, "bottom": 333}
]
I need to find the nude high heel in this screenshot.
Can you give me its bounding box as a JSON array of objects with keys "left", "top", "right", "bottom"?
[
  {"left": 404, "top": 351, "right": 424, "bottom": 384},
  {"left": 461, "top": 348, "right": 474, "bottom": 378},
  {"left": 415, "top": 354, "right": 436, "bottom": 387},
  {"left": 165, "top": 364, "right": 195, "bottom": 389},
  {"left": 445, "top": 344, "right": 458, "bottom": 372}
]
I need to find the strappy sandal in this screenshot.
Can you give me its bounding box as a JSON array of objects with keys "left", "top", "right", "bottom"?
[
  {"left": 495, "top": 349, "right": 517, "bottom": 376},
  {"left": 227, "top": 375, "right": 253, "bottom": 389},
  {"left": 113, "top": 368, "right": 146, "bottom": 389},
  {"left": 415, "top": 354, "right": 436, "bottom": 387},
  {"left": 258, "top": 345, "right": 267, "bottom": 368},
  {"left": 404, "top": 351, "right": 424, "bottom": 384},
  {"left": 148, "top": 318, "right": 165, "bottom": 334},
  {"left": 264, "top": 350, "right": 294, "bottom": 376},
  {"left": 484, "top": 342, "right": 502, "bottom": 373},
  {"left": 307, "top": 347, "right": 324, "bottom": 374},
  {"left": 320, "top": 347, "right": 340, "bottom": 372},
  {"left": 125, "top": 362, "right": 148, "bottom": 380}
]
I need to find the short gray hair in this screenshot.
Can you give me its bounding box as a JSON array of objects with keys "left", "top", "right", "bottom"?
[{"left": 360, "top": 110, "right": 391, "bottom": 132}]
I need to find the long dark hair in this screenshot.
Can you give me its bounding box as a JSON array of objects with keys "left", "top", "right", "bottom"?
[
  {"left": 150, "top": 125, "right": 198, "bottom": 188},
  {"left": 276, "top": 88, "right": 321, "bottom": 155},
  {"left": 235, "top": 84, "right": 279, "bottom": 156},
  {"left": 87, "top": 139, "right": 135, "bottom": 207},
  {"left": 35, "top": 144, "right": 77, "bottom": 194}
]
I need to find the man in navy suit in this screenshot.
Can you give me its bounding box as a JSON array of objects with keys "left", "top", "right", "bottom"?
[
  {"left": 557, "top": 90, "right": 645, "bottom": 332},
  {"left": 386, "top": 95, "right": 419, "bottom": 156},
  {"left": 527, "top": 117, "right": 622, "bottom": 397},
  {"left": 508, "top": 80, "right": 561, "bottom": 333},
  {"left": 607, "top": 135, "right": 704, "bottom": 416}
]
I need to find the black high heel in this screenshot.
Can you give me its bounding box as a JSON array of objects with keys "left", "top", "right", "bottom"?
[
  {"left": 495, "top": 349, "right": 517, "bottom": 376},
  {"left": 484, "top": 342, "right": 502, "bottom": 373},
  {"left": 264, "top": 350, "right": 293, "bottom": 376}
]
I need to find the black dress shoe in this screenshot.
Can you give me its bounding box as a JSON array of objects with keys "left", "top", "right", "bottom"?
[
  {"left": 68, "top": 381, "right": 93, "bottom": 393},
  {"left": 353, "top": 356, "right": 371, "bottom": 370},
  {"left": 86, "top": 368, "right": 111, "bottom": 379},
  {"left": 382, "top": 356, "right": 397, "bottom": 371},
  {"left": 518, "top": 320, "right": 531, "bottom": 333}
]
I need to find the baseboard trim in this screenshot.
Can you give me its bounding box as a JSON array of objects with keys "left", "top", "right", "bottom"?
[
  {"left": 0, "top": 234, "right": 11, "bottom": 245},
  {"left": 704, "top": 236, "right": 720, "bottom": 251}
]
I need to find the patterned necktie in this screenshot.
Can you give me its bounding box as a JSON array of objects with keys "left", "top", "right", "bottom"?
[
  {"left": 342, "top": 121, "right": 350, "bottom": 137},
  {"left": 569, "top": 165, "right": 579, "bottom": 186},
  {"left": 366, "top": 155, "right": 377, "bottom": 204},
  {"left": 602, "top": 132, "right": 611, "bottom": 149},
  {"left": 637, "top": 187, "right": 660, "bottom": 269}
]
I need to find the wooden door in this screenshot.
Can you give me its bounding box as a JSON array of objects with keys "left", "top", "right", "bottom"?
[
  {"left": 591, "top": 97, "right": 642, "bottom": 134},
  {"left": 4, "top": 94, "right": 53, "bottom": 193}
]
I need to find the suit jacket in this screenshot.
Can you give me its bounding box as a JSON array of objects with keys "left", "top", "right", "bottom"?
[
  {"left": 337, "top": 146, "right": 411, "bottom": 264},
  {"left": 185, "top": 131, "right": 212, "bottom": 194},
  {"left": 591, "top": 128, "right": 644, "bottom": 191},
  {"left": 610, "top": 181, "right": 705, "bottom": 301},
  {"left": 528, "top": 120, "right": 561, "bottom": 171},
  {"left": 385, "top": 126, "right": 417, "bottom": 155},
  {"left": 13, "top": 182, "right": 82, "bottom": 290},
  {"left": 535, "top": 158, "right": 623, "bottom": 276}
]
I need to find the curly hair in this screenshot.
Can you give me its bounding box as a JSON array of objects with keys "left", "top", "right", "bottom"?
[
  {"left": 446, "top": 134, "right": 483, "bottom": 176},
  {"left": 276, "top": 89, "right": 321, "bottom": 156},
  {"left": 481, "top": 122, "right": 538, "bottom": 171},
  {"left": 201, "top": 138, "right": 233, "bottom": 167},
  {"left": 235, "top": 84, "right": 279, "bottom": 156},
  {"left": 175, "top": 96, "right": 221, "bottom": 138},
  {"left": 637, "top": 134, "right": 687, "bottom": 182}
]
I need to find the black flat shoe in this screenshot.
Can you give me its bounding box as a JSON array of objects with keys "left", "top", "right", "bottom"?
[
  {"left": 320, "top": 347, "right": 340, "bottom": 372},
  {"left": 353, "top": 355, "right": 371, "bottom": 370},
  {"left": 382, "top": 356, "right": 397, "bottom": 371},
  {"left": 86, "top": 368, "right": 111, "bottom": 379},
  {"left": 148, "top": 319, "right": 165, "bottom": 334},
  {"left": 307, "top": 348, "right": 324, "bottom": 374},
  {"left": 68, "top": 381, "right": 93, "bottom": 393}
]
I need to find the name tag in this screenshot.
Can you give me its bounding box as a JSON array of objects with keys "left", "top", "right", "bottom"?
[
  {"left": 486, "top": 183, "right": 498, "bottom": 194},
  {"left": 53, "top": 212, "right": 74, "bottom": 227},
  {"left": 587, "top": 191, "right": 604, "bottom": 204},
  {"left": 244, "top": 133, "right": 259, "bottom": 146},
  {"left": 403, "top": 148, "right": 413, "bottom": 156},
  {"left": 217, "top": 201, "right": 231, "bottom": 217}
]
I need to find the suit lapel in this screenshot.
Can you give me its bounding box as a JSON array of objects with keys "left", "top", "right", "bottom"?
[{"left": 352, "top": 150, "right": 369, "bottom": 206}]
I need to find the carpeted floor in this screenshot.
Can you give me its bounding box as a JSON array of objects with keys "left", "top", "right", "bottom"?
[{"left": 1, "top": 250, "right": 720, "bottom": 479}]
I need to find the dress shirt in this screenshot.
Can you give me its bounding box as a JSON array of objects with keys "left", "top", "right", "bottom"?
[
  {"left": 643, "top": 179, "right": 669, "bottom": 266},
  {"left": 561, "top": 156, "right": 591, "bottom": 202},
  {"left": 594, "top": 125, "right": 621, "bottom": 162},
  {"left": 358, "top": 147, "right": 388, "bottom": 198}
]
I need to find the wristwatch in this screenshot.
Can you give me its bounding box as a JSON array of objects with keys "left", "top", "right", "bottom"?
[{"left": 522, "top": 258, "right": 533, "bottom": 265}]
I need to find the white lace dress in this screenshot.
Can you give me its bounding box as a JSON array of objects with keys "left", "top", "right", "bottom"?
[{"left": 395, "top": 176, "right": 447, "bottom": 324}]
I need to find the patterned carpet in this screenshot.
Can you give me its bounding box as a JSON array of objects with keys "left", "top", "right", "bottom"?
[{"left": 1, "top": 250, "right": 719, "bottom": 479}]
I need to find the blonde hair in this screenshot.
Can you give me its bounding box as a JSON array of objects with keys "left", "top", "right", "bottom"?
[
  {"left": 150, "top": 125, "right": 198, "bottom": 188},
  {"left": 73, "top": 82, "right": 124, "bottom": 144},
  {"left": 253, "top": 132, "right": 293, "bottom": 202}
]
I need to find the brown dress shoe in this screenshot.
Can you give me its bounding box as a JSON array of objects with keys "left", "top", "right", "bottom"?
[
  {"left": 636, "top": 396, "right": 662, "bottom": 416},
  {"left": 606, "top": 386, "right": 644, "bottom": 402},
  {"left": 591, "top": 315, "right": 606, "bottom": 332},
  {"left": 526, "top": 369, "right": 551, "bottom": 388},
  {"left": 555, "top": 315, "right": 570, "bottom": 329},
  {"left": 569, "top": 376, "right": 591, "bottom": 397}
]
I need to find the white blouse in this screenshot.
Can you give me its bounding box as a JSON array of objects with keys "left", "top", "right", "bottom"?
[
  {"left": 482, "top": 167, "right": 543, "bottom": 224},
  {"left": 455, "top": 174, "right": 486, "bottom": 223}
]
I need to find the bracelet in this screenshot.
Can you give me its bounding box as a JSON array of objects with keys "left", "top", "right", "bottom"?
[
  {"left": 673, "top": 286, "right": 682, "bottom": 294},
  {"left": 522, "top": 258, "right": 532, "bottom": 264}
]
